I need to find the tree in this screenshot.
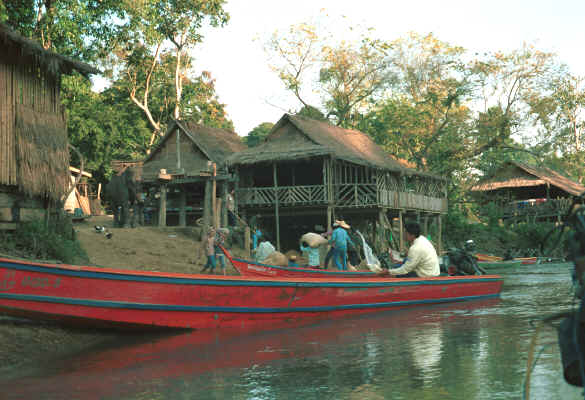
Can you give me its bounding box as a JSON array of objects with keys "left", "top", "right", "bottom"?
[
  {"left": 265, "top": 20, "right": 389, "bottom": 127},
  {"left": 243, "top": 122, "right": 274, "bottom": 147},
  {"left": 108, "top": 0, "right": 230, "bottom": 153},
  {"left": 265, "top": 22, "right": 321, "bottom": 111},
  {"left": 1, "top": 0, "right": 128, "bottom": 60}
]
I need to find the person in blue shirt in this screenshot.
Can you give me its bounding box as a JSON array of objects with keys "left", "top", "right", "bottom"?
[
  {"left": 252, "top": 227, "right": 262, "bottom": 250},
  {"left": 300, "top": 241, "right": 321, "bottom": 268},
  {"left": 329, "top": 220, "right": 355, "bottom": 271}
]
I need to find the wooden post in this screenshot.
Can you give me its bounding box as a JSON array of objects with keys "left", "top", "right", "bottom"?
[
  {"left": 245, "top": 226, "right": 251, "bottom": 258},
  {"left": 437, "top": 214, "right": 443, "bottom": 255},
  {"left": 221, "top": 182, "right": 228, "bottom": 227},
  {"left": 158, "top": 184, "right": 167, "bottom": 227},
  {"left": 215, "top": 197, "right": 222, "bottom": 229},
  {"left": 273, "top": 162, "right": 280, "bottom": 251},
  {"left": 399, "top": 210, "right": 404, "bottom": 253},
  {"left": 202, "top": 180, "right": 211, "bottom": 231},
  {"left": 179, "top": 188, "right": 186, "bottom": 227},
  {"left": 212, "top": 163, "right": 217, "bottom": 229},
  {"left": 176, "top": 128, "right": 181, "bottom": 170},
  {"left": 97, "top": 183, "right": 101, "bottom": 200}
]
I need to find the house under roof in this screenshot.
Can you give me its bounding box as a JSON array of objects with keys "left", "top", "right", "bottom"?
[
  {"left": 471, "top": 161, "right": 585, "bottom": 197},
  {"left": 140, "top": 119, "right": 246, "bottom": 228},
  {"left": 229, "top": 114, "right": 441, "bottom": 179},
  {"left": 227, "top": 113, "right": 447, "bottom": 253},
  {"left": 142, "top": 119, "right": 246, "bottom": 182}
]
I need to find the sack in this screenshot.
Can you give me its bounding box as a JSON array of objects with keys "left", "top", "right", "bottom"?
[
  {"left": 262, "top": 251, "right": 288, "bottom": 266},
  {"left": 301, "top": 232, "right": 328, "bottom": 248}
]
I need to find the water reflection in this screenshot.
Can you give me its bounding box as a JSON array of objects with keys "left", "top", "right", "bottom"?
[{"left": 0, "top": 263, "right": 582, "bottom": 400}]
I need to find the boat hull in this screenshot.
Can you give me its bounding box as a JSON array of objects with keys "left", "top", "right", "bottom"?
[
  {"left": 477, "top": 259, "right": 523, "bottom": 268},
  {"left": 232, "top": 257, "right": 382, "bottom": 278},
  {"left": 0, "top": 257, "right": 503, "bottom": 330}
]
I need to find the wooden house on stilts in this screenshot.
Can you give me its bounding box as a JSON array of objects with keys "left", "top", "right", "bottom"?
[
  {"left": 471, "top": 161, "right": 585, "bottom": 225},
  {"left": 0, "top": 23, "right": 98, "bottom": 230},
  {"left": 227, "top": 114, "right": 448, "bottom": 253},
  {"left": 141, "top": 120, "right": 246, "bottom": 228}
]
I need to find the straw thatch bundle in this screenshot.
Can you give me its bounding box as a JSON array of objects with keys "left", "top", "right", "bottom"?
[
  {"left": 15, "top": 104, "right": 69, "bottom": 202},
  {"left": 0, "top": 23, "right": 99, "bottom": 79}
]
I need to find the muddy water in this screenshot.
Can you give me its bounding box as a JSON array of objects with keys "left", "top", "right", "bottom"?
[{"left": 0, "top": 263, "right": 582, "bottom": 400}]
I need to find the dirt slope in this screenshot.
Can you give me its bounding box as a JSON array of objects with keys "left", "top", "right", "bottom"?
[{"left": 76, "top": 215, "right": 247, "bottom": 275}]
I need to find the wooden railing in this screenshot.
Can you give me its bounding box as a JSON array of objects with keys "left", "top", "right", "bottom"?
[
  {"left": 500, "top": 198, "right": 574, "bottom": 220},
  {"left": 238, "top": 184, "right": 447, "bottom": 212}
]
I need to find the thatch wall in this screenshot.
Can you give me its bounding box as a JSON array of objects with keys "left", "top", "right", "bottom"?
[
  {"left": 15, "top": 104, "right": 69, "bottom": 201},
  {"left": 0, "top": 22, "right": 98, "bottom": 204}
]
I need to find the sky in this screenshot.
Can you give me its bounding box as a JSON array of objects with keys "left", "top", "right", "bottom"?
[{"left": 115, "top": 0, "right": 585, "bottom": 136}]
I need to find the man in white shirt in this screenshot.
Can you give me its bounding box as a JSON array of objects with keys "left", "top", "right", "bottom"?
[{"left": 388, "top": 222, "right": 440, "bottom": 278}]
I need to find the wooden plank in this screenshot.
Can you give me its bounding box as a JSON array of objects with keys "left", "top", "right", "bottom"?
[
  {"left": 0, "top": 222, "right": 16, "bottom": 230},
  {"left": 273, "top": 162, "right": 280, "bottom": 251}
]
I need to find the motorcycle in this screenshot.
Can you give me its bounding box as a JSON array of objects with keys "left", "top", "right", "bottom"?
[{"left": 443, "top": 239, "right": 486, "bottom": 276}]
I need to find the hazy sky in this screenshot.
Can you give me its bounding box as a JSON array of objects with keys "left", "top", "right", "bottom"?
[{"left": 167, "top": 1, "right": 585, "bottom": 135}]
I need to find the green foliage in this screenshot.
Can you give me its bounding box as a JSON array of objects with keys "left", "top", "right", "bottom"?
[
  {"left": 0, "top": 218, "right": 88, "bottom": 264},
  {"left": 62, "top": 75, "right": 151, "bottom": 183},
  {"left": 1, "top": 0, "right": 129, "bottom": 62},
  {"left": 243, "top": 122, "right": 274, "bottom": 147},
  {"left": 296, "top": 105, "right": 327, "bottom": 121}
]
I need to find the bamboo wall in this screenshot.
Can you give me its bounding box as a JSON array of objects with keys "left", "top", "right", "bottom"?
[
  {"left": 0, "top": 47, "right": 63, "bottom": 228},
  {"left": 1, "top": 49, "right": 60, "bottom": 187}
]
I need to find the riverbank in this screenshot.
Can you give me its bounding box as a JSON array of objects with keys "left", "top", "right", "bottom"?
[{"left": 0, "top": 215, "right": 250, "bottom": 373}]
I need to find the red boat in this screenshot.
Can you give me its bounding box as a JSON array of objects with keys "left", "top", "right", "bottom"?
[{"left": 0, "top": 255, "right": 503, "bottom": 330}]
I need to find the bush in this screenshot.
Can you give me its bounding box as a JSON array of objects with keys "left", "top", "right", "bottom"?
[{"left": 0, "top": 217, "right": 88, "bottom": 264}]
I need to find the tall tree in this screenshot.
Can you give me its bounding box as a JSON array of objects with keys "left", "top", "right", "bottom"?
[
  {"left": 265, "top": 20, "right": 388, "bottom": 126},
  {"left": 109, "top": 0, "right": 230, "bottom": 152}
]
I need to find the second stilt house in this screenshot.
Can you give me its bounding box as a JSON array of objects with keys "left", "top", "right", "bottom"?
[
  {"left": 141, "top": 120, "right": 246, "bottom": 228},
  {"left": 227, "top": 114, "right": 448, "bottom": 253}
]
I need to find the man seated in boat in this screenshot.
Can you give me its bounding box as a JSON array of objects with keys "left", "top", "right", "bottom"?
[{"left": 387, "top": 222, "right": 440, "bottom": 278}]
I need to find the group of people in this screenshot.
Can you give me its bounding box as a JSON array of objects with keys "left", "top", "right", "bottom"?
[
  {"left": 298, "top": 220, "right": 440, "bottom": 278},
  {"left": 200, "top": 209, "right": 440, "bottom": 279}
]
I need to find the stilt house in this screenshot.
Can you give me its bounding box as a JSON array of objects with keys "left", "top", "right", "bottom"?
[
  {"left": 227, "top": 114, "right": 448, "bottom": 253},
  {"left": 0, "top": 23, "right": 98, "bottom": 230},
  {"left": 471, "top": 161, "right": 585, "bottom": 224},
  {"left": 141, "top": 120, "right": 246, "bottom": 227}
]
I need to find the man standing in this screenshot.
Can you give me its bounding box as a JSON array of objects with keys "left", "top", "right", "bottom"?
[
  {"left": 388, "top": 222, "right": 440, "bottom": 278},
  {"left": 329, "top": 220, "right": 354, "bottom": 271},
  {"left": 226, "top": 189, "right": 236, "bottom": 227}
]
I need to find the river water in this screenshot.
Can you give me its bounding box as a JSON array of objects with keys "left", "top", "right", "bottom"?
[{"left": 1, "top": 263, "right": 583, "bottom": 400}]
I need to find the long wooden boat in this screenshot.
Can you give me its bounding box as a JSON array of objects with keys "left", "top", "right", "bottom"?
[
  {"left": 0, "top": 255, "right": 503, "bottom": 330},
  {"left": 477, "top": 259, "right": 523, "bottom": 269},
  {"left": 475, "top": 253, "right": 503, "bottom": 262},
  {"left": 515, "top": 257, "right": 539, "bottom": 265}
]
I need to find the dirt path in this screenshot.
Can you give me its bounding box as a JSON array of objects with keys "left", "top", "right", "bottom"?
[{"left": 76, "top": 215, "right": 247, "bottom": 275}]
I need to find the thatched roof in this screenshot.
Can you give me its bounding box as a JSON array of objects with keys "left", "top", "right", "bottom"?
[
  {"left": 228, "top": 114, "right": 440, "bottom": 179},
  {"left": 16, "top": 104, "right": 70, "bottom": 201},
  {"left": 145, "top": 120, "right": 246, "bottom": 166},
  {"left": 472, "top": 161, "right": 585, "bottom": 196},
  {"left": 0, "top": 23, "right": 99, "bottom": 78}
]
